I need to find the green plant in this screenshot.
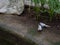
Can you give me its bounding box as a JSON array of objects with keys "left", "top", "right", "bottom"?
[
  {"left": 30, "top": 0, "right": 39, "bottom": 20},
  {"left": 31, "top": 0, "right": 47, "bottom": 20},
  {"left": 48, "top": 0, "right": 60, "bottom": 21},
  {"left": 30, "top": 0, "right": 60, "bottom": 21},
  {"left": 33, "top": 7, "right": 40, "bottom": 20}
]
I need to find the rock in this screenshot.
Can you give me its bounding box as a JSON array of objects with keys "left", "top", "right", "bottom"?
[
  {"left": 0, "top": 0, "right": 24, "bottom": 15},
  {"left": 24, "top": 0, "right": 41, "bottom": 6},
  {"left": 44, "top": 4, "right": 49, "bottom": 9}
]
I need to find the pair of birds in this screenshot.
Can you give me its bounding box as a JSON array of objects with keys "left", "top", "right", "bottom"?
[{"left": 38, "top": 22, "right": 51, "bottom": 32}]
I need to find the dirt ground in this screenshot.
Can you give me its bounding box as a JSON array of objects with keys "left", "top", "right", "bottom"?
[
  {"left": 20, "top": 7, "right": 60, "bottom": 45},
  {"left": 0, "top": 7, "right": 60, "bottom": 45}
]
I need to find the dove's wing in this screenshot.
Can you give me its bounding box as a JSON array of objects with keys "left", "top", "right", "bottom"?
[
  {"left": 40, "top": 22, "right": 46, "bottom": 27},
  {"left": 40, "top": 22, "right": 50, "bottom": 27}
]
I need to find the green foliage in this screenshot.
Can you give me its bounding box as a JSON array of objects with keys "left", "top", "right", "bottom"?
[
  {"left": 31, "top": 0, "right": 46, "bottom": 20},
  {"left": 31, "top": 0, "right": 60, "bottom": 21},
  {"left": 48, "top": 0, "right": 60, "bottom": 21},
  {"left": 33, "top": 7, "right": 40, "bottom": 20}
]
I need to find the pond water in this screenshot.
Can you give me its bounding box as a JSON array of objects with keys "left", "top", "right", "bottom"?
[{"left": 0, "top": 27, "right": 36, "bottom": 45}]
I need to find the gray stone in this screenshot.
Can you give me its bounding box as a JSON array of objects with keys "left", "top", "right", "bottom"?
[{"left": 0, "top": 0, "right": 24, "bottom": 15}]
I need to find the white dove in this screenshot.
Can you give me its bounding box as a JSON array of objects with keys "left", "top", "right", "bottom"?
[{"left": 38, "top": 22, "right": 51, "bottom": 31}]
